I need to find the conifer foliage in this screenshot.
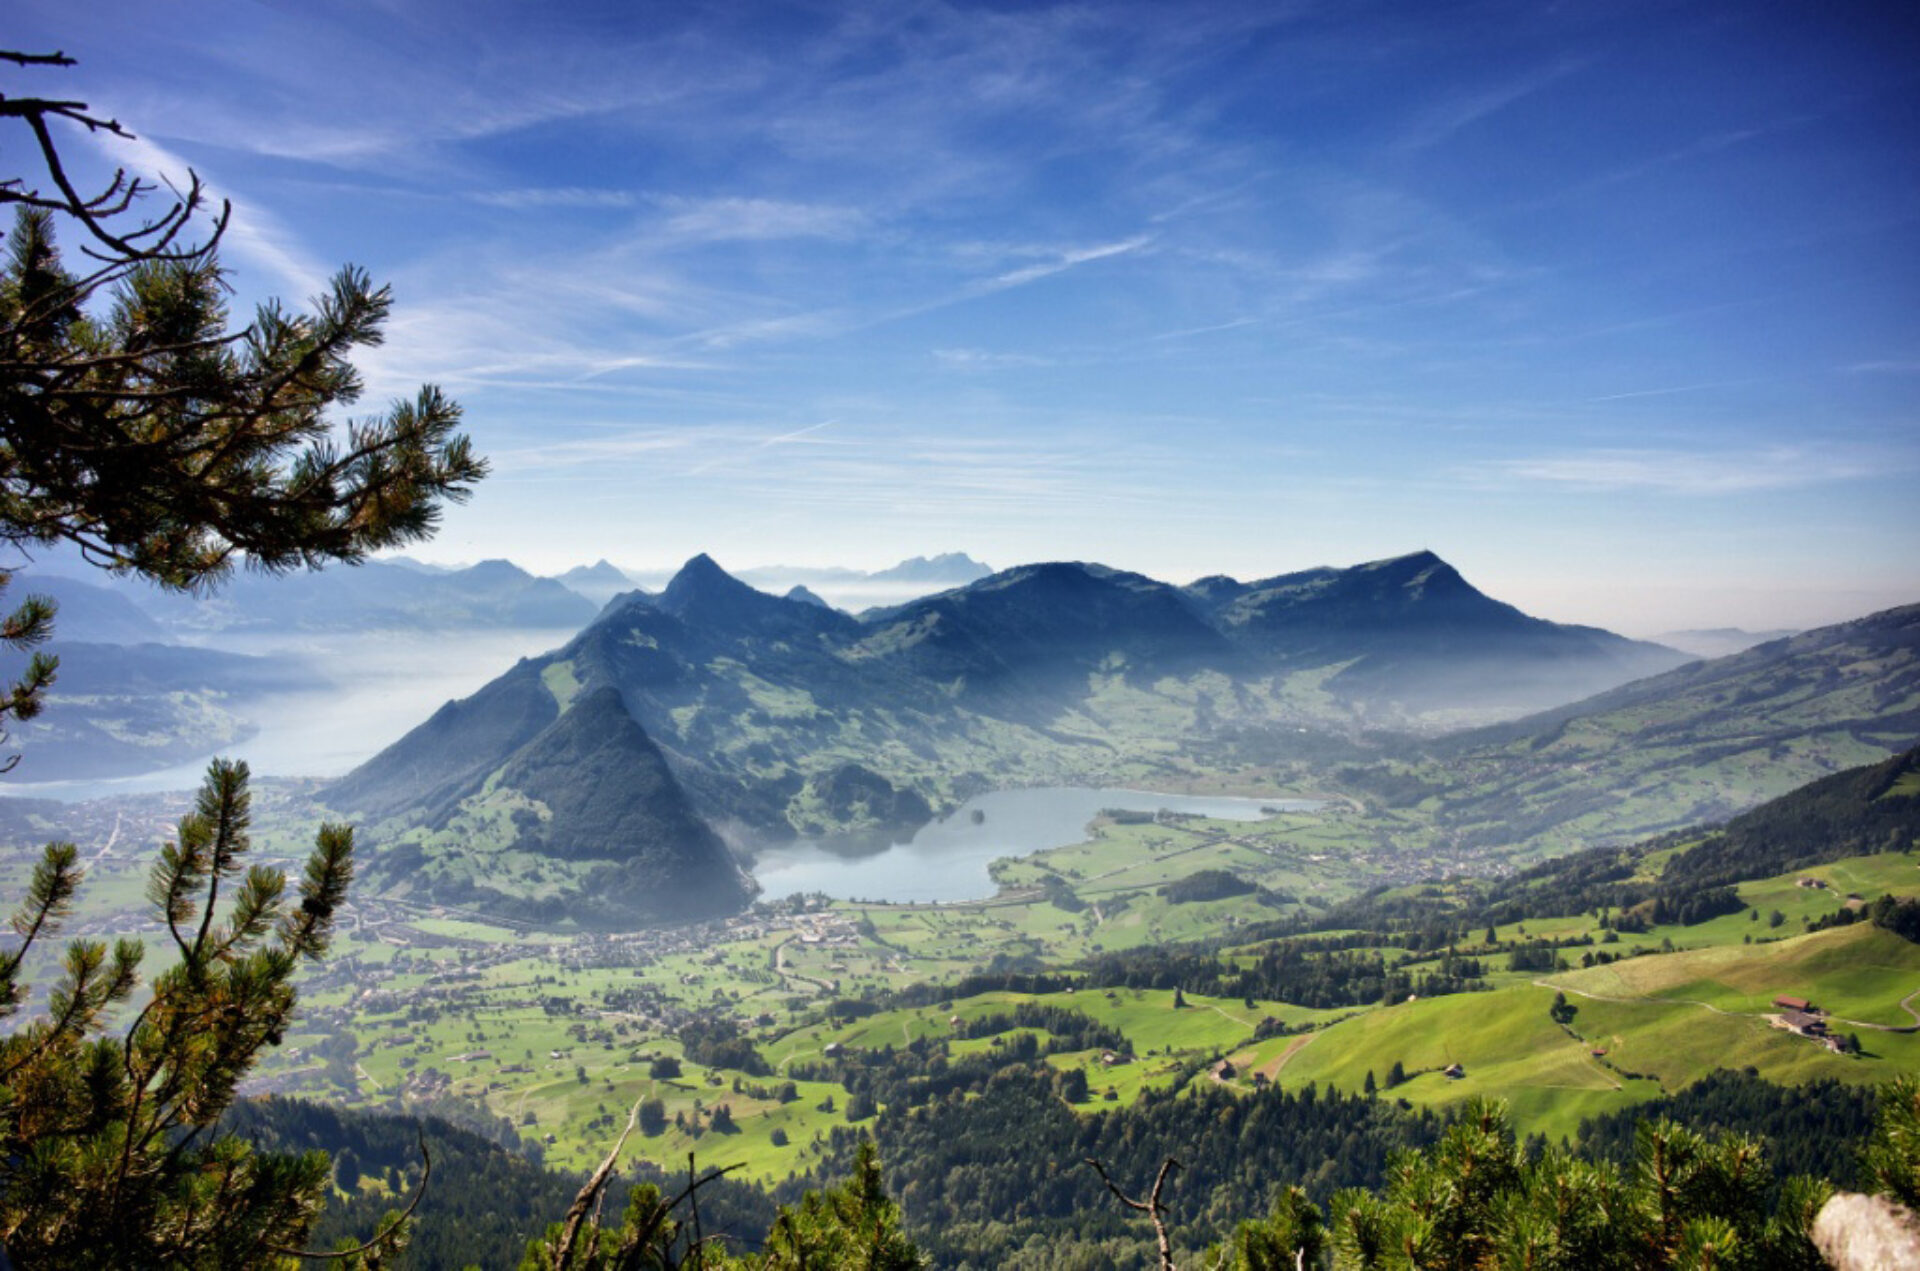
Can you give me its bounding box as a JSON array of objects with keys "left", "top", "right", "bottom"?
[
  {"left": 0, "top": 761, "right": 420, "bottom": 1266},
  {"left": 0, "top": 51, "right": 486, "bottom": 591},
  {"left": 1202, "top": 1099, "right": 1834, "bottom": 1270},
  {"left": 521, "top": 1138, "right": 924, "bottom": 1270},
  {"left": 0, "top": 49, "right": 481, "bottom": 1264}
]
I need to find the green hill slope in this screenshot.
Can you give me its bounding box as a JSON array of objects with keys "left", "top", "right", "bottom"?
[{"left": 1397, "top": 603, "right": 1920, "bottom": 853}]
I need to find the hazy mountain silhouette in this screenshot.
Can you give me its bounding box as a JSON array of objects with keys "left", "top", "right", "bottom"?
[{"left": 330, "top": 550, "right": 1707, "bottom": 923}]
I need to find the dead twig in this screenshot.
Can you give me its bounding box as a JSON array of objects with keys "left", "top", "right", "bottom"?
[{"left": 1087, "top": 1156, "right": 1183, "bottom": 1271}]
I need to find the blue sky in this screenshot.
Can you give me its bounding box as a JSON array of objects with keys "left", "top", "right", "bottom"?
[{"left": 15, "top": 0, "right": 1920, "bottom": 634}]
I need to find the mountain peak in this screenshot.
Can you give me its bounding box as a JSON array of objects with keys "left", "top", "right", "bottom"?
[
  {"left": 655, "top": 552, "right": 857, "bottom": 636},
  {"left": 464, "top": 558, "right": 533, "bottom": 581},
  {"left": 786, "top": 584, "right": 832, "bottom": 609},
  {"left": 562, "top": 559, "right": 629, "bottom": 580},
  {"left": 664, "top": 552, "right": 740, "bottom": 594},
  {"left": 656, "top": 554, "right": 763, "bottom": 620},
  {"left": 1377, "top": 548, "right": 1446, "bottom": 572},
  {"left": 871, "top": 552, "right": 993, "bottom": 584},
  {"left": 1359, "top": 550, "right": 1470, "bottom": 594}
]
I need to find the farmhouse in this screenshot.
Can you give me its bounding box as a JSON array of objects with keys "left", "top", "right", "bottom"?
[
  {"left": 1443, "top": 1063, "right": 1465, "bottom": 1080},
  {"left": 1779, "top": 1009, "right": 1827, "bottom": 1036},
  {"left": 1773, "top": 995, "right": 1814, "bottom": 1012}
]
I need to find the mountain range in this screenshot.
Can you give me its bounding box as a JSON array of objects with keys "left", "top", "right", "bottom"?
[
  {"left": 13, "top": 555, "right": 598, "bottom": 639},
  {"left": 326, "top": 550, "right": 1699, "bottom": 925}
]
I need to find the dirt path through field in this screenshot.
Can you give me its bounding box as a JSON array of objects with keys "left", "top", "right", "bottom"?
[{"left": 1258, "top": 1032, "right": 1318, "bottom": 1080}]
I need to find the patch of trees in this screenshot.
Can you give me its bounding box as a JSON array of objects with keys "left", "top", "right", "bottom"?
[
  {"left": 1634, "top": 884, "right": 1745, "bottom": 928},
  {"left": 1041, "top": 874, "right": 1089, "bottom": 911},
  {"left": 216, "top": 1096, "right": 743, "bottom": 1271},
  {"left": 1505, "top": 941, "right": 1566, "bottom": 973},
  {"left": 826, "top": 997, "right": 883, "bottom": 1021},
  {"left": 954, "top": 1002, "right": 1128, "bottom": 1055},
  {"left": 792, "top": 1068, "right": 1442, "bottom": 1268},
  {"left": 890, "top": 969, "right": 1081, "bottom": 1008},
  {"left": 1157, "top": 868, "right": 1257, "bottom": 904},
  {"left": 1576, "top": 1068, "right": 1879, "bottom": 1194},
  {"left": 1082, "top": 939, "right": 1489, "bottom": 1010},
  {"left": 791, "top": 1010, "right": 1126, "bottom": 1120},
  {"left": 1871, "top": 894, "right": 1920, "bottom": 943},
  {"left": 1660, "top": 745, "right": 1920, "bottom": 893},
  {"left": 1820, "top": 893, "right": 1920, "bottom": 943},
  {"left": 678, "top": 1016, "right": 772, "bottom": 1076}
]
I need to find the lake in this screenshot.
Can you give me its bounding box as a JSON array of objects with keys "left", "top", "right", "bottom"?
[{"left": 748, "top": 786, "right": 1319, "bottom": 904}]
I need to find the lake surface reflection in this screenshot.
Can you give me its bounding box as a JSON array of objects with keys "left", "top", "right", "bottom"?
[{"left": 749, "top": 786, "right": 1318, "bottom": 904}]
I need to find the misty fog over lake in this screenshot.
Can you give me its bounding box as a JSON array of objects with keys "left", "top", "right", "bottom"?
[{"left": 8, "top": 628, "right": 580, "bottom": 801}]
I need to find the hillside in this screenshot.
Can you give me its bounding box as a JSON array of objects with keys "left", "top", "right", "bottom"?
[
  {"left": 328, "top": 550, "right": 1695, "bottom": 923},
  {"left": 21, "top": 745, "right": 1919, "bottom": 1265},
  {"left": 1384, "top": 602, "right": 1920, "bottom": 853},
  {"left": 1196, "top": 550, "right": 1683, "bottom": 714}
]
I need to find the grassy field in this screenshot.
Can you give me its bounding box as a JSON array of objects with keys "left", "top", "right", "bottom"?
[
  {"left": 7, "top": 776, "right": 1915, "bottom": 1187},
  {"left": 1547, "top": 922, "right": 1920, "bottom": 1026}
]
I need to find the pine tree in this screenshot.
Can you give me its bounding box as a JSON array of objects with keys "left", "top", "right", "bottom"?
[
  {"left": 0, "top": 761, "right": 420, "bottom": 1265},
  {"left": 0, "top": 53, "right": 484, "bottom": 594},
  {"left": 0, "top": 49, "right": 481, "bottom": 1263}
]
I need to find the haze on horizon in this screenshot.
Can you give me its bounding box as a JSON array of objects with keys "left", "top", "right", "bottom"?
[{"left": 22, "top": 0, "right": 1920, "bottom": 638}]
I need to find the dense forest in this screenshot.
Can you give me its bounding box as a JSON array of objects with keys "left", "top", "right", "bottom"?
[{"left": 221, "top": 1063, "right": 1907, "bottom": 1270}]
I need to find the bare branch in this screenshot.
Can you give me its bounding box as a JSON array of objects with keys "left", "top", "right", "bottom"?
[
  {"left": 555, "top": 1094, "right": 646, "bottom": 1270},
  {"left": 0, "top": 51, "right": 76, "bottom": 68},
  {"left": 1086, "top": 1157, "right": 1183, "bottom": 1271}
]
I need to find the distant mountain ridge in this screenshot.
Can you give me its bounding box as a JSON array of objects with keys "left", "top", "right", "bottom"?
[
  {"left": 9, "top": 639, "right": 320, "bottom": 780},
  {"left": 549, "top": 560, "right": 637, "bottom": 605},
  {"left": 868, "top": 552, "right": 993, "bottom": 583},
  {"left": 14, "top": 554, "right": 597, "bottom": 636},
  {"left": 1391, "top": 601, "right": 1920, "bottom": 854},
  {"left": 329, "top": 550, "right": 1695, "bottom": 925}
]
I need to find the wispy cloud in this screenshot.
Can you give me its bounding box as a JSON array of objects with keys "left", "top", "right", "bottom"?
[
  {"left": 1469, "top": 446, "right": 1895, "bottom": 494},
  {"left": 492, "top": 431, "right": 695, "bottom": 470},
  {"left": 1146, "top": 318, "right": 1259, "bottom": 343},
  {"left": 1396, "top": 59, "right": 1587, "bottom": 152},
  {"left": 687, "top": 420, "right": 844, "bottom": 476},
  {"left": 932, "top": 348, "right": 1054, "bottom": 369},
  {"left": 1584, "top": 381, "right": 1749, "bottom": 403},
  {"left": 984, "top": 236, "right": 1154, "bottom": 290},
  {"left": 475, "top": 187, "right": 643, "bottom": 210},
  {"left": 657, "top": 197, "right": 869, "bottom": 243}
]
